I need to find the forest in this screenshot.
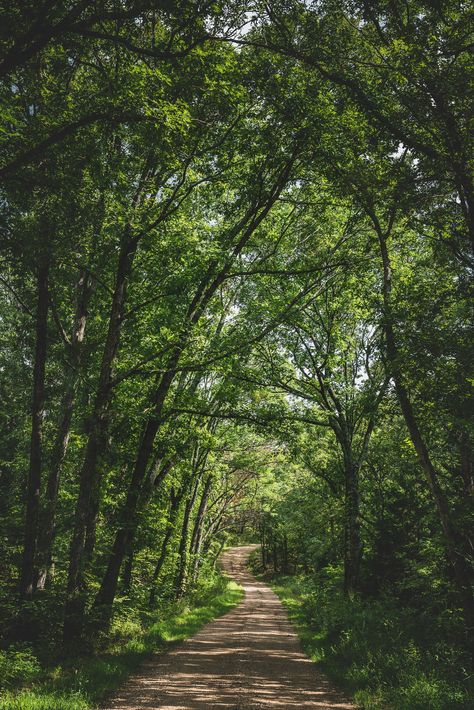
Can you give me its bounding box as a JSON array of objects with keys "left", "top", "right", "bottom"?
[{"left": 0, "top": 1, "right": 473, "bottom": 708}]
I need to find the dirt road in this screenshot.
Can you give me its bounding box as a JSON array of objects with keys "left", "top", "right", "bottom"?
[{"left": 105, "top": 545, "right": 355, "bottom": 709}]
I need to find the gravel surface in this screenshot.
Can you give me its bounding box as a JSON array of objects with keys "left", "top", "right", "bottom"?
[{"left": 104, "top": 545, "right": 355, "bottom": 709}]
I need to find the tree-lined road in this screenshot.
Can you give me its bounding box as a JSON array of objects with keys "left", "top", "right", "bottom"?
[{"left": 106, "top": 546, "right": 354, "bottom": 709}]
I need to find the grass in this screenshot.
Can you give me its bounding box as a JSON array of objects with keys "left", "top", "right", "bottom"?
[
  {"left": 249, "top": 555, "right": 473, "bottom": 710},
  {"left": 0, "top": 577, "right": 243, "bottom": 710}
]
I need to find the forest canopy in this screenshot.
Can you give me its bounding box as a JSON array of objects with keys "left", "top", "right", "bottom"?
[{"left": 0, "top": 1, "right": 473, "bottom": 708}]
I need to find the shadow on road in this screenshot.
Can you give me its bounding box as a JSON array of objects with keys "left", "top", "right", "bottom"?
[{"left": 105, "top": 545, "right": 355, "bottom": 709}]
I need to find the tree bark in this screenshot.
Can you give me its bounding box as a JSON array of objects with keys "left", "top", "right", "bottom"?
[
  {"left": 190, "top": 474, "right": 213, "bottom": 583},
  {"left": 19, "top": 257, "right": 49, "bottom": 599},
  {"left": 175, "top": 475, "right": 201, "bottom": 600},
  {"left": 63, "top": 232, "right": 138, "bottom": 642},
  {"left": 343, "top": 456, "right": 361, "bottom": 596},
  {"left": 282, "top": 535, "right": 289, "bottom": 574},
  {"left": 261, "top": 518, "right": 267, "bottom": 568},
  {"left": 36, "top": 269, "right": 91, "bottom": 590},
  {"left": 375, "top": 222, "right": 474, "bottom": 627},
  {"left": 272, "top": 536, "right": 278, "bottom": 573},
  {"left": 121, "top": 547, "right": 133, "bottom": 594},
  {"left": 91, "top": 365, "right": 178, "bottom": 625},
  {"left": 149, "top": 487, "right": 183, "bottom": 606}
]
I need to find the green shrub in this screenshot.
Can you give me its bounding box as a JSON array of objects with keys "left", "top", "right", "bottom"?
[
  {"left": 0, "top": 645, "right": 42, "bottom": 690},
  {"left": 0, "top": 574, "right": 243, "bottom": 710},
  {"left": 269, "top": 570, "right": 474, "bottom": 710}
]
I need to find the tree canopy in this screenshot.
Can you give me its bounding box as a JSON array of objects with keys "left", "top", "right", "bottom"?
[{"left": 0, "top": 1, "right": 473, "bottom": 707}]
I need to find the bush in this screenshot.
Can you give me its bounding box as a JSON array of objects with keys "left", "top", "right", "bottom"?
[
  {"left": 0, "top": 645, "right": 42, "bottom": 690},
  {"left": 0, "top": 573, "right": 243, "bottom": 710},
  {"left": 270, "top": 570, "right": 474, "bottom": 709}
]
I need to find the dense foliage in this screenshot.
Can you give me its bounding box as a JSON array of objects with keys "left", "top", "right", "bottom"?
[{"left": 0, "top": 1, "right": 472, "bottom": 707}]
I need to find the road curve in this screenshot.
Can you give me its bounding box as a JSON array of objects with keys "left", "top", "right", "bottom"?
[{"left": 105, "top": 545, "right": 355, "bottom": 709}]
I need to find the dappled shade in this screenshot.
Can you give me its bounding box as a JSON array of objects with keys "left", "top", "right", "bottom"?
[{"left": 105, "top": 547, "right": 354, "bottom": 709}]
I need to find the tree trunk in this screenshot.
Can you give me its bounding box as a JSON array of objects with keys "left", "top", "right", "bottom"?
[
  {"left": 63, "top": 154, "right": 160, "bottom": 627},
  {"left": 91, "top": 331, "right": 209, "bottom": 621},
  {"left": 63, "top": 233, "right": 138, "bottom": 642},
  {"left": 212, "top": 539, "right": 225, "bottom": 569},
  {"left": 149, "top": 487, "right": 183, "bottom": 606},
  {"left": 458, "top": 429, "right": 474, "bottom": 496},
  {"left": 90, "top": 366, "right": 178, "bottom": 628},
  {"left": 84, "top": 162, "right": 296, "bottom": 631},
  {"left": 191, "top": 527, "right": 206, "bottom": 584},
  {"left": 175, "top": 474, "right": 202, "bottom": 600},
  {"left": 121, "top": 547, "right": 133, "bottom": 594},
  {"left": 282, "top": 535, "right": 289, "bottom": 574},
  {"left": 190, "top": 475, "right": 213, "bottom": 583},
  {"left": 36, "top": 269, "right": 91, "bottom": 590},
  {"left": 376, "top": 223, "right": 474, "bottom": 627},
  {"left": 343, "top": 457, "right": 361, "bottom": 596},
  {"left": 272, "top": 535, "right": 278, "bottom": 573},
  {"left": 148, "top": 525, "right": 174, "bottom": 607},
  {"left": 19, "top": 258, "right": 49, "bottom": 599}
]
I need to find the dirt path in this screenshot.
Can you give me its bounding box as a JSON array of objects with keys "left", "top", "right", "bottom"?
[{"left": 105, "top": 545, "right": 355, "bottom": 709}]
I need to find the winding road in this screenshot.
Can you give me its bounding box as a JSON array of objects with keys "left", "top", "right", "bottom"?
[{"left": 105, "top": 545, "right": 355, "bottom": 709}]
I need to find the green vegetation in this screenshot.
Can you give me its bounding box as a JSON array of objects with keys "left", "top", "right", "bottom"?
[
  {"left": 0, "top": 572, "right": 242, "bottom": 710},
  {"left": 249, "top": 555, "right": 473, "bottom": 709},
  {"left": 0, "top": 2, "right": 473, "bottom": 707}
]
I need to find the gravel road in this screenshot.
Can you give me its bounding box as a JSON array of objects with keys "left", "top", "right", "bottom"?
[{"left": 105, "top": 545, "right": 355, "bottom": 709}]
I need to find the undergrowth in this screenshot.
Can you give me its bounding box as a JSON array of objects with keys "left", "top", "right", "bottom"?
[
  {"left": 250, "top": 555, "right": 473, "bottom": 710},
  {"left": 0, "top": 574, "right": 243, "bottom": 710}
]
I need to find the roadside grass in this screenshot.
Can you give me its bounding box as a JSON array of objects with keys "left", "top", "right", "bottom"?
[
  {"left": 249, "top": 554, "right": 473, "bottom": 710},
  {"left": 0, "top": 577, "right": 243, "bottom": 710}
]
